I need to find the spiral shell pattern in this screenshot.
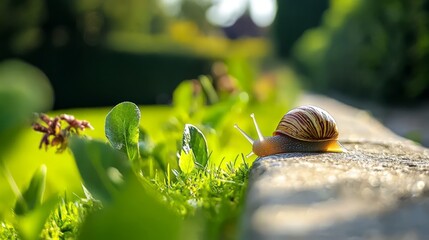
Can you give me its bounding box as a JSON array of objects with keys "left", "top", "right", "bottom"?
[{"left": 274, "top": 105, "right": 339, "bottom": 142}]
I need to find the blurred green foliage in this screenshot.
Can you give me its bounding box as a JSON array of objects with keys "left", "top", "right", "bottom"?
[
  {"left": 0, "top": 0, "right": 270, "bottom": 108},
  {"left": 69, "top": 138, "right": 131, "bottom": 203},
  {"left": 78, "top": 177, "right": 183, "bottom": 240},
  {"left": 14, "top": 165, "right": 47, "bottom": 216},
  {"left": 292, "top": 0, "right": 429, "bottom": 104},
  {"left": 0, "top": 60, "right": 53, "bottom": 149},
  {"left": 0, "top": 59, "right": 57, "bottom": 240}
]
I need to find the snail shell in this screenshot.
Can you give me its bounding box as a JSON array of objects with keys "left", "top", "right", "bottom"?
[
  {"left": 274, "top": 105, "right": 339, "bottom": 142},
  {"left": 234, "top": 105, "right": 346, "bottom": 157}
]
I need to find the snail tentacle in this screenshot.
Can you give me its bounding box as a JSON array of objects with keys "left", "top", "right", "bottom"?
[
  {"left": 234, "top": 124, "right": 254, "bottom": 144},
  {"left": 250, "top": 113, "right": 264, "bottom": 141}
]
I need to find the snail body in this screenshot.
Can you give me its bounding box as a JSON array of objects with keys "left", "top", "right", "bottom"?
[{"left": 234, "top": 105, "right": 346, "bottom": 157}]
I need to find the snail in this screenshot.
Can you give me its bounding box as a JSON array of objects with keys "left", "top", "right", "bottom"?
[{"left": 234, "top": 105, "right": 346, "bottom": 157}]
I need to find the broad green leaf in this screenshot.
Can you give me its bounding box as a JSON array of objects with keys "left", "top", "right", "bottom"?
[
  {"left": 181, "top": 124, "right": 209, "bottom": 167},
  {"left": 178, "top": 149, "right": 195, "bottom": 174},
  {"left": 0, "top": 60, "right": 53, "bottom": 160},
  {"left": 69, "top": 137, "right": 130, "bottom": 202},
  {"left": 14, "top": 165, "right": 47, "bottom": 215},
  {"left": 79, "top": 177, "right": 182, "bottom": 240},
  {"left": 105, "top": 102, "right": 140, "bottom": 161}
]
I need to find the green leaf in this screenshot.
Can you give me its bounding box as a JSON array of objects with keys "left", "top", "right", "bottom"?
[
  {"left": 17, "top": 196, "right": 58, "bottom": 240},
  {"left": 178, "top": 149, "right": 195, "bottom": 174},
  {"left": 199, "top": 75, "right": 218, "bottom": 104},
  {"left": 69, "top": 137, "right": 130, "bottom": 202},
  {"left": 181, "top": 124, "right": 209, "bottom": 168},
  {"left": 172, "top": 80, "right": 205, "bottom": 115},
  {"left": 14, "top": 165, "right": 47, "bottom": 215},
  {"left": 105, "top": 101, "right": 140, "bottom": 161},
  {"left": 0, "top": 60, "right": 53, "bottom": 159}
]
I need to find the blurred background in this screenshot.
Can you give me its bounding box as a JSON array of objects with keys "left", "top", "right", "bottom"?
[{"left": 1, "top": 0, "right": 428, "bottom": 145}]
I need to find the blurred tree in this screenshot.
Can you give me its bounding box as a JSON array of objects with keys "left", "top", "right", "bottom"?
[
  {"left": 76, "top": 0, "right": 168, "bottom": 40},
  {"left": 179, "top": 0, "right": 215, "bottom": 34},
  {"left": 272, "top": 0, "right": 329, "bottom": 58},
  {"left": 293, "top": 0, "right": 429, "bottom": 104},
  {"left": 101, "top": 0, "right": 166, "bottom": 34},
  {"left": 0, "top": 0, "right": 46, "bottom": 57}
]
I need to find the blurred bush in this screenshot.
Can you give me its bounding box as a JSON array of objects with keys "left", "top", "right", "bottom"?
[{"left": 292, "top": 0, "right": 429, "bottom": 104}]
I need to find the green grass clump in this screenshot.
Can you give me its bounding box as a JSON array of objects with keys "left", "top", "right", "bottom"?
[
  {"left": 162, "top": 157, "right": 249, "bottom": 215},
  {"left": 156, "top": 156, "right": 249, "bottom": 238},
  {"left": 0, "top": 222, "right": 19, "bottom": 239},
  {"left": 41, "top": 196, "right": 102, "bottom": 239}
]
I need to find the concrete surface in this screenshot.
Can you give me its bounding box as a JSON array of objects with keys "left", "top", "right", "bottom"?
[{"left": 241, "top": 94, "right": 429, "bottom": 240}]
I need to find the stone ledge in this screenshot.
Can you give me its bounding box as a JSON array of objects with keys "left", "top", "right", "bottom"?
[{"left": 241, "top": 94, "right": 429, "bottom": 240}]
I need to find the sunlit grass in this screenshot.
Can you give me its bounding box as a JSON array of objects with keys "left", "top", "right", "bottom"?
[
  {"left": 0, "top": 58, "right": 301, "bottom": 239},
  {"left": 0, "top": 105, "right": 253, "bottom": 239}
]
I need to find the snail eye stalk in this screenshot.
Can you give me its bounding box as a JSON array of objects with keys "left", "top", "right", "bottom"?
[
  {"left": 234, "top": 124, "right": 254, "bottom": 144},
  {"left": 234, "top": 124, "right": 256, "bottom": 158},
  {"left": 250, "top": 113, "right": 264, "bottom": 141},
  {"left": 234, "top": 113, "right": 265, "bottom": 144}
]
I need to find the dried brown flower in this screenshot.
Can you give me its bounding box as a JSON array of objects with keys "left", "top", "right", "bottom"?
[{"left": 32, "top": 113, "right": 93, "bottom": 153}]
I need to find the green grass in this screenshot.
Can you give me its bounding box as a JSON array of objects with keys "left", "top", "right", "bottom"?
[
  {"left": 154, "top": 158, "right": 249, "bottom": 240},
  {"left": 41, "top": 195, "right": 102, "bottom": 239}
]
